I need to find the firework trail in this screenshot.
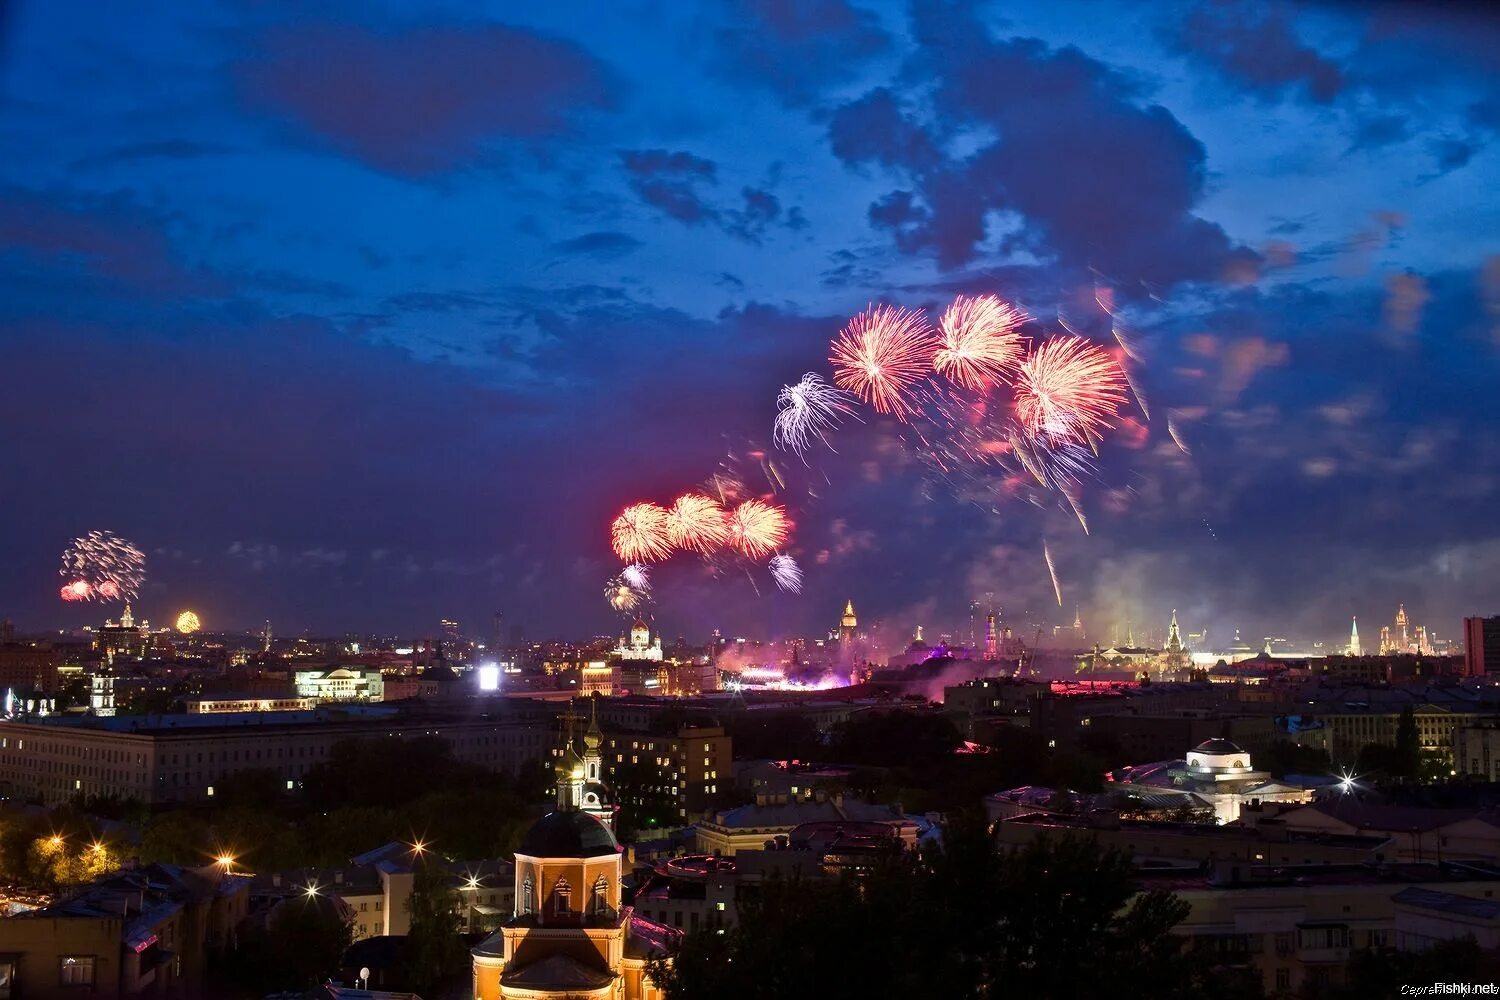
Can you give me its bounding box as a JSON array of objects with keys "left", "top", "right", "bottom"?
[
  {"left": 933, "top": 294, "right": 1026, "bottom": 391},
  {"left": 59, "top": 531, "right": 145, "bottom": 603},
  {"left": 1043, "top": 540, "right": 1063, "bottom": 606},
  {"left": 1167, "top": 410, "right": 1192, "bottom": 455},
  {"left": 1063, "top": 489, "right": 1090, "bottom": 535},
  {"left": 830, "top": 304, "right": 935, "bottom": 420},
  {"left": 621, "top": 563, "right": 651, "bottom": 592},
  {"left": 768, "top": 553, "right": 803, "bottom": 594},
  {"left": 726, "top": 499, "right": 791, "bottom": 559},
  {"left": 1121, "top": 360, "right": 1150, "bottom": 421},
  {"left": 1014, "top": 336, "right": 1128, "bottom": 444},
  {"left": 610, "top": 503, "right": 673, "bottom": 563},
  {"left": 1111, "top": 323, "right": 1144, "bottom": 364},
  {"left": 665, "top": 493, "right": 729, "bottom": 553},
  {"left": 773, "top": 374, "right": 856, "bottom": 457}
]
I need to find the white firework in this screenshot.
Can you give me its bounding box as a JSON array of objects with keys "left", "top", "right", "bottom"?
[
  {"left": 621, "top": 563, "right": 651, "bottom": 592},
  {"left": 768, "top": 554, "right": 803, "bottom": 594},
  {"left": 772, "top": 373, "right": 856, "bottom": 456}
]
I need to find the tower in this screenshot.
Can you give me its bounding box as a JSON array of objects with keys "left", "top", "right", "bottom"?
[
  {"left": 839, "top": 600, "right": 857, "bottom": 649},
  {"left": 984, "top": 613, "right": 997, "bottom": 661},
  {"left": 1349, "top": 617, "right": 1361, "bottom": 657},
  {"left": 1073, "top": 606, "right": 1083, "bottom": 641},
  {"left": 580, "top": 700, "right": 613, "bottom": 831},
  {"left": 1166, "top": 609, "right": 1183, "bottom": 654},
  {"left": 969, "top": 600, "right": 980, "bottom": 650}
]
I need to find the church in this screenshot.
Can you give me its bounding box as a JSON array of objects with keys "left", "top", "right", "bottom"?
[{"left": 470, "top": 710, "right": 677, "bottom": 999}]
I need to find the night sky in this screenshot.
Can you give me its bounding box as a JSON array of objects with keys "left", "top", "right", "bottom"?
[{"left": 1, "top": 1, "right": 1496, "bottom": 645}]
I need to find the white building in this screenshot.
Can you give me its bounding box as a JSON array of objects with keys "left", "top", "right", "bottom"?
[
  {"left": 614, "top": 620, "right": 663, "bottom": 662},
  {"left": 1114, "top": 738, "right": 1320, "bottom": 824},
  {"left": 293, "top": 667, "right": 384, "bottom": 701}
]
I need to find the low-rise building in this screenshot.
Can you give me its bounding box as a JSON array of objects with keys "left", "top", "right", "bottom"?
[
  {"left": 1273, "top": 799, "right": 1500, "bottom": 862},
  {"left": 0, "top": 863, "right": 250, "bottom": 999},
  {"left": 694, "top": 793, "right": 919, "bottom": 856}
]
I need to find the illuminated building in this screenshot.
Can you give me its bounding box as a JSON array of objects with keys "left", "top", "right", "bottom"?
[
  {"left": 1158, "top": 609, "right": 1191, "bottom": 675},
  {"left": 0, "top": 639, "right": 60, "bottom": 695},
  {"left": 614, "top": 620, "right": 663, "bottom": 662},
  {"left": 593, "top": 725, "right": 731, "bottom": 821},
  {"left": 983, "top": 613, "right": 997, "bottom": 661},
  {"left": 838, "top": 599, "right": 857, "bottom": 654},
  {"left": 183, "top": 694, "right": 318, "bottom": 714},
  {"left": 1112, "top": 738, "right": 1318, "bottom": 824},
  {"left": 1379, "top": 603, "right": 1435, "bottom": 655},
  {"left": 694, "top": 792, "right": 921, "bottom": 856},
  {"left": 94, "top": 604, "right": 150, "bottom": 661},
  {"left": 470, "top": 753, "right": 675, "bottom": 1000},
  {"left": 1465, "top": 616, "right": 1500, "bottom": 676},
  {"left": 294, "top": 667, "right": 384, "bottom": 701},
  {"left": 1348, "top": 617, "right": 1361, "bottom": 656}
]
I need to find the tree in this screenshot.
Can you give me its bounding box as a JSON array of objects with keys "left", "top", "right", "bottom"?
[
  {"left": 214, "top": 892, "right": 353, "bottom": 996},
  {"left": 1395, "top": 706, "right": 1421, "bottom": 778},
  {"left": 1256, "top": 740, "right": 1332, "bottom": 778},
  {"left": 650, "top": 813, "right": 1241, "bottom": 999},
  {"left": 403, "top": 857, "right": 466, "bottom": 995}
]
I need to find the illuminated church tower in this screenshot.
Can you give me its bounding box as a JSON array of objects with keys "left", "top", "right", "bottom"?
[
  {"left": 839, "top": 600, "right": 857, "bottom": 650},
  {"left": 580, "top": 701, "right": 613, "bottom": 832},
  {"left": 1349, "top": 617, "right": 1362, "bottom": 656}
]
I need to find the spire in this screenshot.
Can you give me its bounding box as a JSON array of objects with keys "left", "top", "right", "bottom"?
[
  {"left": 1073, "top": 605, "right": 1082, "bottom": 630},
  {"left": 1167, "top": 609, "right": 1182, "bottom": 652},
  {"left": 841, "top": 600, "right": 857, "bottom": 629},
  {"left": 1349, "top": 617, "right": 1362, "bottom": 657}
]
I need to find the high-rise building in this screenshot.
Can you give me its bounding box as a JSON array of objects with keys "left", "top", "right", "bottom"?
[
  {"left": 1465, "top": 616, "right": 1500, "bottom": 677},
  {"left": 1348, "top": 617, "right": 1362, "bottom": 656},
  {"left": 839, "top": 600, "right": 857, "bottom": 651},
  {"left": 984, "top": 613, "right": 997, "bottom": 661}
]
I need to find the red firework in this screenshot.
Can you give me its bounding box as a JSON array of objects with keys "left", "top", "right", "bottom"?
[
  {"left": 60, "top": 580, "right": 92, "bottom": 601},
  {"left": 610, "top": 502, "right": 673, "bottom": 563},
  {"left": 1013, "top": 336, "right": 1128, "bottom": 443},
  {"left": 667, "top": 493, "right": 729, "bottom": 553},
  {"left": 933, "top": 294, "right": 1026, "bottom": 391},
  {"left": 829, "top": 304, "right": 935, "bottom": 420},
  {"left": 726, "top": 499, "right": 791, "bottom": 559}
]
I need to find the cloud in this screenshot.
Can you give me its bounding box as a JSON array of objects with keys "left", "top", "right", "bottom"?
[
  {"left": 618, "top": 151, "right": 808, "bottom": 242},
  {"left": 235, "top": 21, "right": 615, "bottom": 175},
  {"left": 551, "top": 231, "right": 644, "bottom": 260},
  {"left": 825, "top": 12, "right": 1256, "bottom": 287},
  {"left": 713, "top": 0, "right": 890, "bottom": 105},
  {"left": 1161, "top": 2, "right": 1344, "bottom": 103},
  {"left": 70, "top": 139, "right": 234, "bottom": 171}
]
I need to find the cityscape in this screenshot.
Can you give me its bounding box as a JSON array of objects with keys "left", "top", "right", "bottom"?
[{"left": 1, "top": 2, "right": 1498, "bottom": 999}]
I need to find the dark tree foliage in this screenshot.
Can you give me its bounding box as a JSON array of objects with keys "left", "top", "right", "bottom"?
[
  {"left": 1255, "top": 740, "right": 1332, "bottom": 778},
  {"left": 723, "top": 711, "right": 824, "bottom": 761},
  {"left": 829, "top": 710, "right": 961, "bottom": 768},
  {"left": 213, "top": 893, "right": 353, "bottom": 996},
  {"left": 403, "top": 855, "right": 467, "bottom": 996},
  {"left": 648, "top": 814, "right": 1244, "bottom": 1000},
  {"left": 1324, "top": 938, "right": 1500, "bottom": 999}
]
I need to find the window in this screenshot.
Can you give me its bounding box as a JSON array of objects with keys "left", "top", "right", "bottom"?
[
  {"left": 60, "top": 956, "right": 96, "bottom": 986},
  {"left": 1275, "top": 969, "right": 1290, "bottom": 991},
  {"left": 592, "top": 875, "right": 610, "bottom": 916},
  {"left": 553, "top": 877, "right": 571, "bottom": 915}
]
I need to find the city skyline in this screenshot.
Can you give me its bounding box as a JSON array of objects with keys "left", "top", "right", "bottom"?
[{"left": 1, "top": 3, "right": 1496, "bottom": 639}]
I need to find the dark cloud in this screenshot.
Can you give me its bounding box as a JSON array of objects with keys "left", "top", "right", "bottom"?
[
  {"left": 1162, "top": 2, "right": 1344, "bottom": 103},
  {"left": 1347, "top": 114, "right": 1410, "bottom": 154},
  {"left": 619, "top": 149, "right": 718, "bottom": 223},
  {"left": 619, "top": 152, "right": 808, "bottom": 243},
  {"left": 551, "top": 231, "right": 644, "bottom": 259},
  {"left": 713, "top": 0, "right": 890, "bottom": 104},
  {"left": 826, "top": 11, "right": 1256, "bottom": 286},
  {"left": 235, "top": 21, "right": 615, "bottom": 175}
]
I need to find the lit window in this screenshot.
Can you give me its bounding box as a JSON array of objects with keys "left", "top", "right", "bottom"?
[{"left": 60, "top": 956, "right": 96, "bottom": 986}]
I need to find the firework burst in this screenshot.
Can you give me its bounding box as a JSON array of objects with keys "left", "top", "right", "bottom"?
[
  {"left": 933, "top": 294, "right": 1026, "bottom": 391},
  {"left": 829, "top": 304, "right": 935, "bottom": 420},
  {"left": 59, "top": 530, "right": 145, "bottom": 603},
  {"left": 610, "top": 503, "right": 673, "bottom": 563},
  {"left": 666, "top": 493, "right": 729, "bottom": 553},
  {"left": 768, "top": 553, "right": 803, "bottom": 594},
  {"left": 726, "top": 499, "right": 791, "bottom": 559},
  {"left": 605, "top": 574, "right": 646, "bottom": 613},
  {"left": 620, "top": 563, "right": 651, "bottom": 592},
  {"left": 1013, "top": 336, "right": 1128, "bottom": 444},
  {"left": 773, "top": 373, "right": 856, "bottom": 456}
]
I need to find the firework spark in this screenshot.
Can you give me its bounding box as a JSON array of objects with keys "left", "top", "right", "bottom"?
[
  {"left": 175, "top": 610, "right": 201, "bottom": 635},
  {"left": 768, "top": 554, "right": 802, "bottom": 593},
  {"left": 59, "top": 531, "right": 145, "bottom": 603},
  {"left": 773, "top": 373, "right": 856, "bottom": 456},
  {"left": 1013, "top": 336, "right": 1128, "bottom": 443},
  {"left": 621, "top": 563, "right": 651, "bottom": 592},
  {"left": 933, "top": 294, "right": 1026, "bottom": 391},
  {"left": 610, "top": 503, "right": 673, "bottom": 563},
  {"left": 605, "top": 575, "right": 646, "bottom": 613},
  {"left": 726, "top": 499, "right": 791, "bottom": 559},
  {"left": 666, "top": 493, "right": 729, "bottom": 553},
  {"left": 830, "top": 304, "right": 935, "bottom": 420}
]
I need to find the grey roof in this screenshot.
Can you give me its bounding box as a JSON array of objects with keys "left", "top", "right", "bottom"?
[
  {"left": 1192, "top": 738, "right": 1244, "bottom": 754},
  {"left": 501, "top": 953, "right": 615, "bottom": 990},
  {"left": 1394, "top": 886, "right": 1500, "bottom": 921},
  {"left": 706, "top": 798, "right": 904, "bottom": 831},
  {"left": 517, "top": 810, "right": 620, "bottom": 859}
]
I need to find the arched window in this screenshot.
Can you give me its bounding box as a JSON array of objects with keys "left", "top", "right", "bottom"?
[
  {"left": 592, "top": 875, "right": 610, "bottom": 916},
  {"left": 521, "top": 877, "right": 534, "bottom": 915},
  {"left": 552, "top": 877, "right": 571, "bottom": 915}
]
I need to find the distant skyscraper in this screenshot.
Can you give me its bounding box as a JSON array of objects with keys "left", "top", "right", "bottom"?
[
  {"left": 969, "top": 600, "right": 980, "bottom": 649},
  {"left": 1465, "top": 616, "right": 1500, "bottom": 677},
  {"left": 984, "top": 613, "right": 997, "bottom": 661},
  {"left": 839, "top": 600, "right": 857, "bottom": 652},
  {"left": 1348, "top": 617, "right": 1362, "bottom": 656},
  {"left": 261, "top": 619, "right": 273, "bottom": 653}
]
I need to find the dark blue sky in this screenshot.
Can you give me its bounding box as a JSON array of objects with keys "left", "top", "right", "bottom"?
[{"left": 0, "top": 1, "right": 1496, "bottom": 645}]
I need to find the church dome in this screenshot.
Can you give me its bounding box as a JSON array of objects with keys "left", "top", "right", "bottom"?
[{"left": 518, "top": 810, "right": 620, "bottom": 859}]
